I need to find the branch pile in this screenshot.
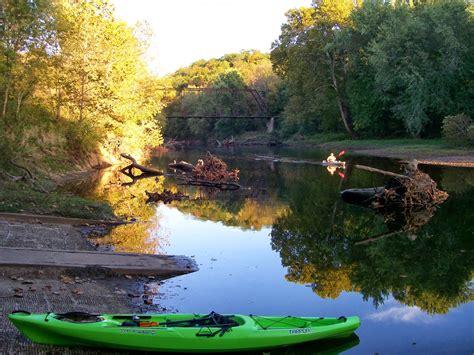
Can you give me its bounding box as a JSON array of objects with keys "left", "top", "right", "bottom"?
[
  {"left": 373, "top": 169, "right": 448, "bottom": 210},
  {"left": 192, "top": 152, "right": 239, "bottom": 182}
]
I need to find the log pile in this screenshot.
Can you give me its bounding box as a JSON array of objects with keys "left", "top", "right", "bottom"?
[
  {"left": 192, "top": 152, "right": 239, "bottom": 183},
  {"left": 371, "top": 166, "right": 448, "bottom": 210},
  {"left": 168, "top": 152, "right": 241, "bottom": 191},
  {"left": 342, "top": 161, "right": 449, "bottom": 233},
  {"left": 350, "top": 161, "right": 448, "bottom": 210}
]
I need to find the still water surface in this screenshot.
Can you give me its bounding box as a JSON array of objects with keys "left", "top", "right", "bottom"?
[{"left": 71, "top": 146, "right": 474, "bottom": 354}]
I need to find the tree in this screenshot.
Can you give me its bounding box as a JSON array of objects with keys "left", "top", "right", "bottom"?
[
  {"left": 271, "top": 1, "right": 360, "bottom": 137},
  {"left": 366, "top": 1, "right": 474, "bottom": 137},
  {"left": 164, "top": 51, "right": 276, "bottom": 140},
  {"left": 0, "top": 0, "right": 56, "bottom": 120}
]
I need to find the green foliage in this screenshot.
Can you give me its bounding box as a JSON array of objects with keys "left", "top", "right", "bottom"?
[
  {"left": 271, "top": 2, "right": 358, "bottom": 137},
  {"left": 0, "top": 0, "right": 164, "bottom": 173},
  {"left": 164, "top": 51, "right": 275, "bottom": 140},
  {"left": 63, "top": 120, "right": 101, "bottom": 155},
  {"left": 442, "top": 113, "right": 473, "bottom": 144},
  {"left": 271, "top": 0, "right": 474, "bottom": 140}
]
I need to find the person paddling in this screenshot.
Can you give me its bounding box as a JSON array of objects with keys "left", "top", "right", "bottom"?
[{"left": 326, "top": 153, "right": 337, "bottom": 163}]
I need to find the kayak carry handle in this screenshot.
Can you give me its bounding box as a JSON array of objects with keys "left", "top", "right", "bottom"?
[
  {"left": 338, "top": 316, "right": 347, "bottom": 322},
  {"left": 56, "top": 311, "right": 101, "bottom": 317},
  {"left": 11, "top": 310, "right": 31, "bottom": 315}
]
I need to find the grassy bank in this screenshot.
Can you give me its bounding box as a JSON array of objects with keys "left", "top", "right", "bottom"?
[
  {"left": 0, "top": 180, "right": 115, "bottom": 220},
  {"left": 286, "top": 135, "right": 473, "bottom": 161}
]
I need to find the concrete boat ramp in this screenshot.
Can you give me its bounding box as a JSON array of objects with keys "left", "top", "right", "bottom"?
[
  {"left": 0, "top": 213, "right": 197, "bottom": 352},
  {"left": 0, "top": 247, "right": 197, "bottom": 278},
  {"left": 0, "top": 212, "right": 198, "bottom": 278}
]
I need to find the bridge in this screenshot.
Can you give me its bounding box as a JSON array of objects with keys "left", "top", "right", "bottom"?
[{"left": 158, "top": 86, "right": 276, "bottom": 132}]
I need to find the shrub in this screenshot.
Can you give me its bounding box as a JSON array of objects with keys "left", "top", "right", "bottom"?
[
  {"left": 63, "top": 120, "right": 101, "bottom": 155},
  {"left": 442, "top": 114, "right": 472, "bottom": 144},
  {"left": 467, "top": 124, "right": 474, "bottom": 145}
]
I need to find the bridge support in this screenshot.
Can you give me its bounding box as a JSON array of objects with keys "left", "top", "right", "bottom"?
[{"left": 266, "top": 117, "right": 275, "bottom": 133}]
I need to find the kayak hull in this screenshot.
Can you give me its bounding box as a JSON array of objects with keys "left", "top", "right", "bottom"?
[
  {"left": 321, "top": 161, "right": 346, "bottom": 167},
  {"left": 9, "top": 312, "right": 360, "bottom": 352}
]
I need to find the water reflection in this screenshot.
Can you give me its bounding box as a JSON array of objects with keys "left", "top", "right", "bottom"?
[
  {"left": 65, "top": 168, "right": 165, "bottom": 253},
  {"left": 64, "top": 147, "right": 474, "bottom": 319},
  {"left": 271, "top": 163, "right": 473, "bottom": 314}
]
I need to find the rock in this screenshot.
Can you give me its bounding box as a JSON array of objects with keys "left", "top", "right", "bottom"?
[{"left": 60, "top": 275, "right": 74, "bottom": 284}]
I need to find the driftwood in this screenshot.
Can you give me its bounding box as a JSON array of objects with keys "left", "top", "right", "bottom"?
[
  {"left": 120, "top": 154, "right": 163, "bottom": 176},
  {"left": 120, "top": 170, "right": 161, "bottom": 187},
  {"left": 10, "top": 159, "right": 33, "bottom": 179},
  {"left": 0, "top": 171, "right": 23, "bottom": 182},
  {"left": 168, "top": 161, "right": 194, "bottom": 172},
  {"left": 145, "top": 190, "right": 189, "bottom": 204},
  {"left": 354, "top": 164, "right": 410, "bottom": 180},
  {"left": 0, "top": 160, "right": 49, "bottom": 193}
]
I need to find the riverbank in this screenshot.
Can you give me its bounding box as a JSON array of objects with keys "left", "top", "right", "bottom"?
[
  {"left": 307, "top": 138, "right": 474, "bottom": 167},
  {"left": 0, "top": 216, "right": 130, "bottom": 353},
  {"left": 173, "top": 133, "right": 474, "bottom": 167},
  {"left": 0, "top": 213, "right": 194, "bottom": 353},
  {"left": 0, "top": 179, "right": 115, "bottom": 219}
]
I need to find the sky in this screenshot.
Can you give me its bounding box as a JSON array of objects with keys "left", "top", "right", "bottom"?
[{"left": 112, "top": 0, "right": 312, "bottom": 77}]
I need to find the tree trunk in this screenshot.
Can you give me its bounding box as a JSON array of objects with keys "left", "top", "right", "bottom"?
[
  {"left": 56, "top": 87, "right": 61, "bottom": 120},
  {"left": 15, "top": 92, "right": 24, "bottom": 119},
  {"left": 79, "top": 73, "right": 85, "bottom": 121},
  {"left": 2, "top": 81, "right": 11, "bottom": 118},
  {"left": 326, "top": 51, "right": 356, "bottom": 138}
]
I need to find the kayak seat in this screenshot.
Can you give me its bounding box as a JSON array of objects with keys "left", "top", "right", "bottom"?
[{"left": 121, "top": 320, "right": 139, "bottom": 327}]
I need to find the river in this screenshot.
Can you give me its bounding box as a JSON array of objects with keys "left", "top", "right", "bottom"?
[{"left": 67, "top": 146, "right": 473, "bottom": 354}]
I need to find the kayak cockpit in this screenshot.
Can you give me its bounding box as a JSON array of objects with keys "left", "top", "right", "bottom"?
[{"left": 101, "top": 312, "right": 246, "bottom": 329}]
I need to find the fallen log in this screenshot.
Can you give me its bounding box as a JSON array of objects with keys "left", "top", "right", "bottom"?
[
  {"left": 355, "top": 230, "right": 403, "bottom": 246},
  {"left": 0, "top": 171, "right": 23, "bottom": 182},
  {"left": 168, "top": 160, "right": 194, "bottom": 172},
  {"left": 354, "top": 164, "right": 411, "bottom": 180},
  {"left": 340, "top": 187, "right": 385, "bottom": 206},
  {"left": 10, "top": 159, "right": 33, "bottom": 179},
  {"left": 120, "top": 153, "right": 163, "bottom": 176}
]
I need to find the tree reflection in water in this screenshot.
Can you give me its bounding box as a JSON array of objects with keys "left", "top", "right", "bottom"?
[{"left": 271, "top": 169, "right": 473, "bottom": 315}]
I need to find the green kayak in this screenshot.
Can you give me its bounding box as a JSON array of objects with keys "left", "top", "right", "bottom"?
[{"left": 9, "top": 310, "right": 360, "bottom": 352}]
